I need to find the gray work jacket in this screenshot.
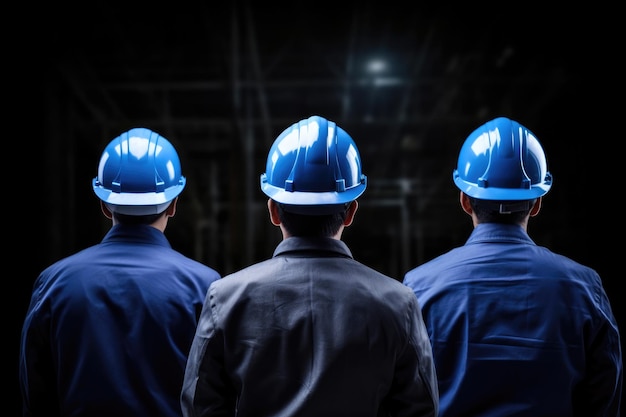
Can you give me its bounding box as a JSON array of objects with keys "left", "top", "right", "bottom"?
[{"left": 182, "top": 236, "right": 438, "bottom": 417}]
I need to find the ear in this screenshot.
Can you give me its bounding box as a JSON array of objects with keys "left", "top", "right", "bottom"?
[
  {"left": 100, "top": 201, "right": 113, "bottom": 219},
  {"left": 343, "top": 200, "right": 358, "bottom": 227},
  {"left": 267, "top": 199, "right": 281, "bottom": 226},
  {"left": 165, "top": 197, "right": 178, "bottom": 217},
  {"left": 529, "top": 196, "right": 542, "bottom": 217},
  {"left": 459, "top": 191, "right": 473, "bottom": 215}
]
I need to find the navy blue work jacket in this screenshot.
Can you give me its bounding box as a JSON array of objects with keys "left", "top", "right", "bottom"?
[
  {"left": 20, "top": 224, "right": 221, "bottom": 417},
  {"left": 403, "top": 222, "right": 622, "bottom": 417}
]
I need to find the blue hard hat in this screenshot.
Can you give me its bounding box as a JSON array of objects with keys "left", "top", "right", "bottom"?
[
  {"left": 92, "top": 127, "right": 186, "bottom": 215},
  {"left": 260, "top": 115, "right": 367, "bottom": 214},
  {"left": 453, "top": 117, "right": 552, "bottom": 200}
]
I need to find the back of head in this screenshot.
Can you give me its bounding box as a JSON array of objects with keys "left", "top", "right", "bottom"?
[
  {"left": 260, "top": 115, "right": 367, "bottom": 215},
  {"left": 92, "top": 127, "right": 186, "bottom": 216},
  {"left": 453, "top": 116, "right": 552, "bottom": 214}
]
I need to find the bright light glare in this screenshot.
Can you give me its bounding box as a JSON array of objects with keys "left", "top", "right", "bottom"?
[{"left": 366, "top": 59, "right": 387, "bottom": 73}]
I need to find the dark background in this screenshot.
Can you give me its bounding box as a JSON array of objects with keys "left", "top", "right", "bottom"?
[{"left": 10, "top": 2, "right": 622, "bottom": 415}]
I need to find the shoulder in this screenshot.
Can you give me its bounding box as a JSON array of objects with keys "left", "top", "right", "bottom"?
[
  {"left": 37, "top": 244, "right": 102, "bottom": 276},
  {"left": 350, "top": 261, "right": 418, "bottom": 301},
  {"left": 213, "top": 258, "right": 275, "bottom": 284},
  {"left": 403, "top": 247, "right": 463, "bottom": 279},
  {"left": 168, "top": 251, "right": 222, "bottom": 278},
  {"left": 529, "top": 243, "right": 598, "bottom": 274}
]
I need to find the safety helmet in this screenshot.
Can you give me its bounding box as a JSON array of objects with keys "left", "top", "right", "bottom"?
[
  {"left": 260, "top": 115, "right": 367, "bottom": 214},
  {"left": 453, "top": 116, "right": 552, "bottom": 201},
  {"left": 92, "top": 127, "right": 186, "bottom": 215}
]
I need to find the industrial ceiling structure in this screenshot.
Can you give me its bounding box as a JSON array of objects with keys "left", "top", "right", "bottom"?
[
  {"left": 10, "top": 6, "right": 620, "bottom": 413},
  {"left": 30, "top": 2, "right": 612, "bottom": 277}
]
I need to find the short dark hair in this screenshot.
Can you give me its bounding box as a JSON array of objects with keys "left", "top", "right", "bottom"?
[
  {"left": 112, "top": 211, "right": 165, "bottom": 225},
  {"left": 276, "top": 203, "right": 349, "bottom": 237},
  {"left": 468, "top": 197, "right": 535, "bottom": 225}
]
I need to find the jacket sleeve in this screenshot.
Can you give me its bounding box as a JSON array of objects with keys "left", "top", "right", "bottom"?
[
  {"left": 20, "top": 284, "right": 62, "bottom": 417},
  {"left": 573, "top": 278, "right": 623, "bottom": 417},
  {"left": 387, "top": 291, "right": 439, "bottom": 417},
  {"left": 181, "top": 284, "right": 236, "bottom": 417}
]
